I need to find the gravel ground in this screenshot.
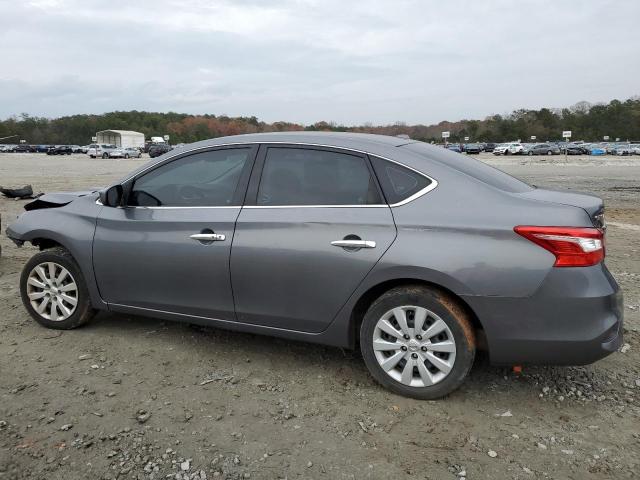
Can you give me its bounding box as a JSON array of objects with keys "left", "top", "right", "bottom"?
[{"left": 1, "top": 152, "right": 639, "bottom": 480}]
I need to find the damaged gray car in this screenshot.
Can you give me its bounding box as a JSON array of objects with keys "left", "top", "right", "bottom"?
[{"left": 6, "top": 132, "right": 623, "bottom": 399}]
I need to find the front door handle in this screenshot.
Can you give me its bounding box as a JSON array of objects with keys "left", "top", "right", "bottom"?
[
  {"left": 190, "top": 233, "right": 226, "bottom": 242},
  {"left": 331, "top": 240, "right": 376, "bottom": 249}
]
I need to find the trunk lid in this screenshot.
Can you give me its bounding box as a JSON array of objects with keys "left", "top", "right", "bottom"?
[{"left": 516, "top": 188, "right": 605, "bottom": 228}]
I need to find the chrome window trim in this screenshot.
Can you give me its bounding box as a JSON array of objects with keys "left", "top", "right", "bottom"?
[
  {"left": 127, "top": 205, "right": 241, "bottom": 210},
  {"left": 120, "top": 141, "right": 438, "bottom": 208},
  {"left": 243, "top": 204, "right": 389, "bottom": 209}
]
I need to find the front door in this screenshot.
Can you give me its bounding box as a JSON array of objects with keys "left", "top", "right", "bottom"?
[
  {"left": 231, "top": 145, "right": 396, "bottom": 333},
  {"left": 93, "top": 146, "right": 256, "bottom": 320}
]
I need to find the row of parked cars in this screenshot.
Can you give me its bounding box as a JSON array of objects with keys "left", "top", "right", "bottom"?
[
  {"left": 0, "top": 143, "right": 155, "bottom": 159},
  {"left": 0, "top": 144, "right": 89, "bottom": 154},
  {"left": 442, "top": 141, "right": 640, "bottom": 156}
]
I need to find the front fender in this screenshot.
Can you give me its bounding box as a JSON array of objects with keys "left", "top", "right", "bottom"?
[{"left": 6, "top": 197, "right": 107, "bottom": 310}]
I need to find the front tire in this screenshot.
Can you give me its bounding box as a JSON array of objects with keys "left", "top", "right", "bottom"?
[
  {"left": 20, "top": 247, "right": 95, "bottom": 330},
  {"left": 360, "top": 285, "right": 475, "bottom": 399}
]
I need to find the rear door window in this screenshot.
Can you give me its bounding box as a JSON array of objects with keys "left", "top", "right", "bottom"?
[{"left": 256, "top": 147, "right": 382, "bottom": 206}]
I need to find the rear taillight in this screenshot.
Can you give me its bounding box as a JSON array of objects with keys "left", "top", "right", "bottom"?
[{"left": 514, "top": 226, "right": 605, "bottom": 267}]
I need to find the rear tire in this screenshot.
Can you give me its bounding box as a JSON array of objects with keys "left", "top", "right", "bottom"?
[
  {"left": 102, "top": 153, "right": 109, "bottom": 159},
  {"left": 20, "top": 247, "right": 95, "bottom": 330},
  {"left": 360, "top": 285, "right": 475, "bottom": 399}
]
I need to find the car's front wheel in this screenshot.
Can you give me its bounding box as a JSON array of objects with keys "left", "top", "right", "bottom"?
[
  {"left": 20, "top": 247, "right": 95, "bottom": 329},
  {"left": 360, "top": 285, "right": 475, "bottom": 399}
]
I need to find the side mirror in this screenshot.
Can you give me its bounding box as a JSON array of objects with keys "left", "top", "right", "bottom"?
[{"left": 99, "top": 185, "right": 123, "bottom": 207}]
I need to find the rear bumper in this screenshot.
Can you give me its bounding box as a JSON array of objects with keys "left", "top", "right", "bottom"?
[{"left": 463, "top": 264, "right": 623, "bottom": 365}]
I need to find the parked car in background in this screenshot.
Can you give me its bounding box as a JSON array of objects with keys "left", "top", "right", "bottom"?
[
  {"left": 109, "top": 147, "right": 143, "bottom": 159},
  {"left": 589, "top": 145, "right": 607, "bottom": 155},
  {"left": 88, "top": 144, "right": 118, "bottom": 158},
  {"left": 6, "top": 132, "right": 622, "bottom": 400},
  {"left": 630, "top": 144, "right": 640, "bottom": 155},
  {"left": 483, "top": 143, "right": 497, "bottom": 152},
  {"left": 606, "top": 144, "right": 622, "bottom": 155},
  {"left": 13, "top": 144, "right": 32, "bottom": 153},
  {"left": 463, "top": 143, "right": 483, "bottom": 154},
  {"left": 47, "top": 145, "right": 73, "bottom": 155},
  {"left": 612, "top": 144, "right": 632, "bottom": 156},
  {"left": 445, "top": 144, "right": 462, "bottom": 153},
  {"left": 36, "top": 145, "right": 50, "bottom": 153},
  {"left": 525, "top": 143, "right": 561, "bottom": 156},
  {"left": 493, "top": 143, "right": 524, "bottom": 155},
  {"left": 562, "top": 145, "right": 589, "bottom": 155},
  {"left": 80, "top": 145, "right": 90, "bottom": 153},
  {"left": 0, "top": 145, "right": 15, "bottom": 152},
  {"left": 69, "top": 145, "right": 84, "bottom": 153},
  {"left": 148, "top": 143, "right": 172, "bottom": 158},
  {"left": 558, "top": 143, "right": 589, "bottom": 155}
]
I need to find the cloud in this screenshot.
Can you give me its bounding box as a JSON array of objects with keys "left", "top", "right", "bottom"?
[{"left": 1, "top": 0, "right": 639, "bottom": 124}]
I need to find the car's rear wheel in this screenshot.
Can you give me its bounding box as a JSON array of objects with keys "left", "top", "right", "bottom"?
[
  {"left": 360, "top": 285, "right": 475, "bottom": 399},
  {"left": 124, "top": 153, "right": 130, "bottom": 159},
  {"left": 102, "top": 153, "right": 109, "bottom": 159},
  {"left": 20, "top": 247, "right": 95, "bottom": 330},
  {"left": 547, "top": 150, "right": 552, "bottom": 155}
]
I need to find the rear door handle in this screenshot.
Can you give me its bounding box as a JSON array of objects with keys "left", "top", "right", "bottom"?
[
  {"left": 190, "top": 233, "right": 226, "bottom": 242},
  {"left": 331, "top": 240, "right": 376, "bottom": 249}
]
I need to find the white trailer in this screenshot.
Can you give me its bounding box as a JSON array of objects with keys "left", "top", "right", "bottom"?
[{"left": 96, "top": 130, "right": 145, "bottom": 149}]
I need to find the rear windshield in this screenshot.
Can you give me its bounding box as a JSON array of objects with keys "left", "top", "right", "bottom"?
[{"left": 403, "top": 142, "right": 533, "bottom": 193}]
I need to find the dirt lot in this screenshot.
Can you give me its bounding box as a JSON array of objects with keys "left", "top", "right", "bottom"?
[{"left": 1, "top": 152, "right": 639, "bottom": 480}]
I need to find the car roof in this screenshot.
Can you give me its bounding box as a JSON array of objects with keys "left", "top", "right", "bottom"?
[{"left": 179, "top": 131, "right": 416, "bottom": 153}]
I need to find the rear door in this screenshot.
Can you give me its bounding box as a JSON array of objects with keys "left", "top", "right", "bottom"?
[
  {"left": 230, "top": 145, "right": 396, "bottom": 333},
  {"left": 93, "top": 145, "right": 256, "bottom": 320}
]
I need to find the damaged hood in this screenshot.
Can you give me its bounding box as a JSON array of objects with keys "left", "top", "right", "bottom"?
[{"left": 24, "top": 190, "right": 99, "bottom": 211}]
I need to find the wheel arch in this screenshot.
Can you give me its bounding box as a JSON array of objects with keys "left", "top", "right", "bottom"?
[
  {"left": 10, "top": 225, "right": 108, "bottom": 311},
  {"left": 348, "top": 278, "right": 486, "bottom": 350}
]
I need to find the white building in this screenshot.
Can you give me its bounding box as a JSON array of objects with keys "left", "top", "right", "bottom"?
[{"left": 96, "top": 130, "right": 145, "bottom": 148}]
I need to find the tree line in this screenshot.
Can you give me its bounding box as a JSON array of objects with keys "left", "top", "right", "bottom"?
[{"left": 1, "top": 97, "right": 638, "bottom": 146}]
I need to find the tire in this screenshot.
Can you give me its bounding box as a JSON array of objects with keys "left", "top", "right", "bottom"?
[
  {"left": 102, "top": 153, "right": 108, "bottom": 159},
  {"left": 504, "top": 150, "right": 509, "bottom": 155},
  {"left": 528, "top": 151, "right": 533, "bottom": 156},
  {"left": 20, "top": 247, "right": 95, "bottom": 330},
  {"left": 360, "top": 285, "right": 475, "bottom": 399},
  {"left": 547, "top": 150, "right": 552, "bottom": 155},
  {"left": 124, "top": 154, "right": 129, "bottom": 159}
]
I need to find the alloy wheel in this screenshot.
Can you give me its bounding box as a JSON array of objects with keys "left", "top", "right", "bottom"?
[
  {"left": 26, "top": 262, "right": 78, "bottom": 321},
  {"left": 372, "top": 306, "right": 456, "bottom": 387}
]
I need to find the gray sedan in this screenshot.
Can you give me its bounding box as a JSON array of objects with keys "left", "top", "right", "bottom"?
[
  {"left": 6, "top": 132, "right": 623, "bottom": 399},
  {"left": 525, "top": 143, "right": 561, "bottom": 155}
]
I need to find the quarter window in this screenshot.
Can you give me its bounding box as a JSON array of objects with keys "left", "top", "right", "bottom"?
[
  {"left": 257, "top": 148, "right": 381, "bottom": 206},
  {"left": 369, "top": 156, "right": 432, "bottom": 205},
  {"left": 129, "top": 149, "right": 250, "bottom": 207}
]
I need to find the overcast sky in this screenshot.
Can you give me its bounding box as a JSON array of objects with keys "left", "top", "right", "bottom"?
[{"left": 1, "top": 0, "right": 638, "bottom": 125}]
